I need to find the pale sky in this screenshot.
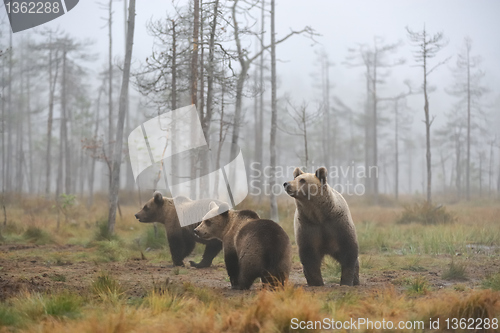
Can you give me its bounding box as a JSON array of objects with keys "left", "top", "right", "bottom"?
[{"left": 5, "top": 0, "right": 500, "bottom": 130}]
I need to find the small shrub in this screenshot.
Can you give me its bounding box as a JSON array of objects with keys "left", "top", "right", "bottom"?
[
  {"left": 442, "top": 260, "right": 468, "bottom": 281},
  {"left": 93, "top": 220, "right": 119, "bottom": 242},
  {"left": 0, "top": 304, "right": 22, "bottom": 327},
  {"left": 44, "top": 292, "right": 82, "bottom": 319},
  {"left": 23, "top": 226, "right": 52, "bottom": 245},
  {"left": 482, "top": 272, "right": 500, "bottom": 291},
  {"left": 95, "top": 240, "right": 127, "bottom": 262},
  {"left": 397, "top": 201, "right": 455, "bottom": 225},
  {"left": 142, "top": 225, "right": 166, "bottom": 250},
  {"left": 91, "top": 271, "right": 125, "bottom": 304},
  {"left": 407, "top": 275, "right": 429, "bottom": 295}
]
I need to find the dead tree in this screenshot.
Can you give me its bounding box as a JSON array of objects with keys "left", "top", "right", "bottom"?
[
  {"left": 447, "top": 37, "right": 487, "bottom": 200},
  {"left": 229, "top": 0, "right": 314, "bottom": 162},
  {"left": 406, "top": 26, "right": 449, "bottom": 203},
  {"left": 108, "top": 0, "right": 136, "bottom": 234}
]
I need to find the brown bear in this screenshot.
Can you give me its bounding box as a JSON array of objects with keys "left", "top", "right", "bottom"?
[
  {"left": 193, "top": 202, "right": 292, "bottom": 290},
  {"left": 134, "top": 192, "right": 222, "bottom": 268},
  {"left": 283, "top": 167, "right": 359, "bottom": 286}
]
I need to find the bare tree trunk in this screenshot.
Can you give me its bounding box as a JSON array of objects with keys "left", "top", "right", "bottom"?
[
  {"left": 408, "top": 143, "right": 412, "bottom": 194},
  {"left": 303, "top": 106, "right": 309, "bottom": 170},
  {"left": 324, "top": 55, "right": 331, "bottom": 170},
  {"left": 88, "top": 85, "right": 103, "bottom": 208},
  {"left": 26, "top": 55, "right": 34, "bottom": 193},
  {"left": 466, "top": 44, "right": 471, "bottom": 201},
  {"left": 455, "top": 137, "right": 461, "bottom": 199},
  {"left": 1, "top": 47, "right": 5, "bottom": 196},
  {"left": 108, "top": 0, "right": 114, "bottom": 172},
  {"left": 371, "top": 53, "right": 378, "bottom": 197},
  {"left": 46, "top": 45, "right": 59, "bottom": 196},
  {"left": 488, "top": 140, "right": 493, "bottom": 197},
  {"left": 61, "top": 49, "right": 71, "bottom": 195},
  {"left": 479, "top": 152, "right": 483, "bottom": 197},
  {"left": 16, "top": 48, "right": 24, "bottom": 193},
  {"left": 213, "top": 78, "right": 226, "bottom": 198},
  {"left": 394, "top": 100, "right": 399, "bottom": 200},
  {"left": 6, "top": 30, "right": 13, "bottom": 193},
  {"left": 269, "top": 0, "right": 278, "bottom": 221},
  {"left": 203, "top": 0, "right": 219, "bottom": 139},
  {"left": 423, "top": 60, "right": 432, "bottom": 203},
  {"left": 108, "top": 0, "right": 136, "bottom": 234},
  {"left": 199, "top": 0, "right": 205, "bottom": 125},
  {"left": 190, "top": 0, "right": 200, "bottom": 199},
  {"left": 257, "top": 0, "right": 265, "bottom": 192},
  {"left": 364, "top": 61, "right": 372, "bottom": 195},
  {"left": 171, "top": 20, "right": 178, "bottom": 180},
  {"left": 497, "top": 143, "right": 500, "bottom": 199},
  {"left": 407, "top": 26, "right": 449, "bottom": 203},
  {"left": 198, "top": 0, "right": 209, "bottom": 197}
]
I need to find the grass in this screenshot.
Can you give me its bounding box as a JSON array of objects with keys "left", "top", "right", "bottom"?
[
  {"left": 407, "top": 275, "right": 429, "bottom": 295},
  {"left": 93, "top": 220, "right": 120, "bottom": 242},
  {"left": 482, "top": 272, "right": 500, "bottom": 291},
  {"left": 91, "top": 271, "right": 125, "bottom": 304},
  {"left": 442, "top": 260, "right": 468, "bottom": 281},
  {"left": 23, "top": 226, "right": 53, "bottom": 245},
  {"left": 397, "top": 201, "right": 456, "bottom": 225},
  {"left": 1, "top": 195, "right": 500, "bottom": 331},
  {"left": 142, "top": 224, "right": 167, "bottom": 250}
]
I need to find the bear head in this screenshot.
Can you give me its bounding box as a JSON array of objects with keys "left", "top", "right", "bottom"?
[
  {"left": 283, "top": 167, "right": 328, "bottom": 200},
  {"left": 194, "top": 201, "right": 230, "bottom": 241},
  {"left": 134, "top": 191, "right": 169, "bottom": 223}
]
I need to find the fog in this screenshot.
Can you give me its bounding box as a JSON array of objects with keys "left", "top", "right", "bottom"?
[{"left": 1, "top": 0, "right": 499, "bottom": 207}]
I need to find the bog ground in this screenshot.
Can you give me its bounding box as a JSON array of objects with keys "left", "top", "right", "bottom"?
[{"left": 0, "top": 195, "right": 499, "bottom": 332}]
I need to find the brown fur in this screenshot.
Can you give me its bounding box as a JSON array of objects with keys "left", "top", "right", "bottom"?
[
  {"left": 284, "top": 167, "right": 360, "bottom": 286},
  {"left": 194, "top": 202, "right": 292, "bottom": 290},
  {"left": 134, "top": 192, "right": 222, "bottom": 268}
]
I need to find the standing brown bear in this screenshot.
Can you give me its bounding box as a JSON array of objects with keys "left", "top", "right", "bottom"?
[
  {"left": 194, "top": 202, "right": 292, "bottom": 290},
  {"left": 134, "top": 192, "right": 222, "bottom": 268},
  {"left": 284, "top": 167, "right": 360, "bottom": 286}
]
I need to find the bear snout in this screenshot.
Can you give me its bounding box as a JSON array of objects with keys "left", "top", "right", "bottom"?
[
  {"left": 193, "top": 228, "right": 203, "bottom": 238},
  {"left": 283, "top": 182, "right": 289, "bottom": 188}
]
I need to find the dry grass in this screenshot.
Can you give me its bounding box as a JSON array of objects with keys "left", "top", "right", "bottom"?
[{"left": 1, "top": 194, "right": 500, "bottom": 332}]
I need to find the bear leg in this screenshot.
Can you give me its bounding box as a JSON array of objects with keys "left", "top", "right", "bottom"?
[
  {"left": 189, "top": 239, "right": 222, "bottom": 268},
  {"left": 237, "top": 265, "right": 260, "bottom": 290},
  {"left": 353, "top": 258, "right": 360, "bottom": 286},
  {"left": 340, "top": 259, "right": 359, "bottom": 286},
  {"left": 224, "top": 251, "right": 240, "bottom": 289},
  {"left": 181, "top": 229, "right": 196, "bottom": 259},
  {"left": 299, "top": 246, "right": 324, "bottom": 286},
  {"left": 167, "top": 230, "right": 186, "bottom": 266}
]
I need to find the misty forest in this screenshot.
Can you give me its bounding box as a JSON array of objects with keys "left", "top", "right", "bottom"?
[{"left": 0, "top": 1, "right": 499, "bottom": 332}]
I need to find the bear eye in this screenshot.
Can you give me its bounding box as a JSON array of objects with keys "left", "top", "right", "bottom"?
[
  {"left": 205, "top": 220, "right": 212, "bottom": 227},
  {"left": 299, "top": 179, "right": 306, "bottom": 184},
  {"left": 143, "top": 205, "right": 148, "bottom": 211}
]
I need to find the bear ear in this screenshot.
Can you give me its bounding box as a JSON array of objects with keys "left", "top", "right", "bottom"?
[
  {"left": 153, "top": 191, "right": 164, "bottom": 205},
  {"left": 218, "top": 202, "right": 230, "bottom": 215},
  {"left": 315, "top": 167, "right": 328, "bottom": 185},
  {"left": 208, "top": 201, "right": 219, "bottom": 211},
  {"left": 293, "top": 167, "right": 304, "bottom": 179}
]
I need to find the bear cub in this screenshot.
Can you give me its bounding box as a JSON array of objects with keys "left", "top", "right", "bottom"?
[
  {"left": 284, "top": 167, "right": 360, "bottom": 286},
  {"left": 194, "top": 202, "right": 292, "bottom": 290},
  {"left": 135, "top": 192, "right": 222, "bottom": 268}
]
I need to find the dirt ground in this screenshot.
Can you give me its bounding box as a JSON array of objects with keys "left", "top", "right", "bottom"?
[{"left": 1, "top": 243, "right": 498, "bottom": 301}]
